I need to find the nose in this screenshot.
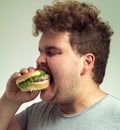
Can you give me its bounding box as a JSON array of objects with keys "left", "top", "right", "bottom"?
[{"left": 36, "top": 53, "right": 47, "bottom": 65}]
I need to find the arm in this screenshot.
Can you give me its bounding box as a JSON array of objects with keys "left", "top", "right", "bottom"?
[
  {"left": 0, "top": 93, "right": 21, "bottom": 130},
  {"left": 8, "top": 116, "right": 21, "bottom": 130},
  {"left": 0, "top": 68, "right": 39, "bottom": 130}
]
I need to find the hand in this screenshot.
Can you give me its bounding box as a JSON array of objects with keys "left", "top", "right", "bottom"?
[{"left": 5, "top": 67, "right": 40, "bottom": 104}]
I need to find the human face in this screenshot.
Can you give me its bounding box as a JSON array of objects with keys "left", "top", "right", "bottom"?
[{"left": 36, "top": 31, "right": 83, "bottom": 104}]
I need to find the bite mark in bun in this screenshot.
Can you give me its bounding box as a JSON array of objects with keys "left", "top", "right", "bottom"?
[{"left": 16, "top": 70, "right": 50, "bottom": 92}]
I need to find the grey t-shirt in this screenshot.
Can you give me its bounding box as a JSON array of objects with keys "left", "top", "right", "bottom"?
[{"left": 16, "top": 95, "right": 120, "bottom": 130}]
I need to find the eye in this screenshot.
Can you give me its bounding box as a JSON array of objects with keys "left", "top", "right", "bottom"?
[
  {"left": 46, "top": 50, "right": 62, "bottom": 57},
  {"left": 46, "top": 51, "right": 57, "bottom": 57}
]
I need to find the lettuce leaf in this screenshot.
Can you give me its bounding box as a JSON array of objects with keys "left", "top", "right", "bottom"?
[
  {"left": 18, "top": 70, "right": 46, "bottom": 88},
  {"left": 18, "top": 77, "right": 33, "bottom": 88}
]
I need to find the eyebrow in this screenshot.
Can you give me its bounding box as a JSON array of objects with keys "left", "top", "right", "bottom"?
[{"left": 39, "top": 46, "right": 62, "bottom": 52}]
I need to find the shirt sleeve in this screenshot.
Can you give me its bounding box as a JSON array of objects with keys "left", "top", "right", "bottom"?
[
  {"left": 15, "top": 101, "right": 45, "bottom": 130},
  {"left": 15, "top": 101, "right": 54, "bottom": 130}
]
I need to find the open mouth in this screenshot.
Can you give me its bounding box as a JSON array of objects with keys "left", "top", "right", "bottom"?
[
  {"left": 50, "top": 75, "right": 54, "bottom": 84},
  {"left": 46, "top": 71, "right": 54, "bottom": 85},
  {"left": 37, "top": 67, "right": 54, "bottom": 85}
]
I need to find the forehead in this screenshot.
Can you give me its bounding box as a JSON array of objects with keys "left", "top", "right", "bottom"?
[{"left": 39, "top": 31, "right": 71, "bottom": 49}]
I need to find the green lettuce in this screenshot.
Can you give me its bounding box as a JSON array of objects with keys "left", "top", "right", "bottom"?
[{"left": 18, "top": 70, "right": 46, "bottom": 88}]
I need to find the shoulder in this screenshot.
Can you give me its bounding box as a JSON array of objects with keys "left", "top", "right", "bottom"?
[
  {"left": 106, "top": 95, "right": 120, "bottom": 106},
  {"left": 101, "top": 95, "right": 120, "bottom": 126},
  {"left": 99, "top": 95, "right": 120, "bottom": 109},
  {"left": 27, "top": 101, "right": 57, "bottom": 115},
  {"left": 91, "top": 95, "right": 120, "bottom": 117},
  {"left": 101, "top": 95, "right": 120, "bottom": 117},
  {"left": 27, "top": 101, "right": 51, "bottom": 110},
  {"left": 16, "top": 101, "right": 58, "bottom": 129}
]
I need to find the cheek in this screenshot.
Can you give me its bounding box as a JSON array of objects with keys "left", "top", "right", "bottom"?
[
  {"left": 47, "top": 56, "right": 81, "bottom": 81},
  {"left": 53, "top": 61, "right": 78, "bottom": 85}
]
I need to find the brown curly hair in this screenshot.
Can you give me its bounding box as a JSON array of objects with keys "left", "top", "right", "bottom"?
[{"left": 32, "top": 0, "right": 113, "bottom": 84}]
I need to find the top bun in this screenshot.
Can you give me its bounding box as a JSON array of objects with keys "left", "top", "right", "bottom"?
[
  {"left": 16, "top": 70, "right": 41, "bottom": 85},
  {"left": 16, "top": 70, "right": 50, "bottom": 91}
]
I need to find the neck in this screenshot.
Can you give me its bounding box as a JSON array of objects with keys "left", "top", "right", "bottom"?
[{"left": 58, "top": 86, "right": 107, "bottom": 115}]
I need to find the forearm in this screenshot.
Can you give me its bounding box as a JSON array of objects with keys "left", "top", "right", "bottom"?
[{"left": 0, "top": 93, "right": 21, "bottom": 130}]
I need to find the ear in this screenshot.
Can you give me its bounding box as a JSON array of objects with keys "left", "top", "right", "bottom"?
[{"left": 81, "top": 53, "right": 95, "bottom": 75}]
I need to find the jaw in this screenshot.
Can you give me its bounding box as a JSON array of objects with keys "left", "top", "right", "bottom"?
[{"left": 40, "top": 81, "right": 57, "bottom": 103}]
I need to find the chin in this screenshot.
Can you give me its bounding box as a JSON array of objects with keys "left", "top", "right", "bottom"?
[{"left": 40, "top": 82, "right": 57, "bottom": 103}]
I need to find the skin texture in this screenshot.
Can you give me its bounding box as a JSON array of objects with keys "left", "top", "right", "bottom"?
[
  {"left": 38, "top": 32, "right": 83, "bottom": 103},
  {"left": 0, "top": 31, "right": 106, "bottom": 130},
  {"left": 36, "top": 31, "right": 106, "bottom": 114}
]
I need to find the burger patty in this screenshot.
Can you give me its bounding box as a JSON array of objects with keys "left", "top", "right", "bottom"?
[{"left": 34, "top": 74, "right": 50, "bottom": 82}]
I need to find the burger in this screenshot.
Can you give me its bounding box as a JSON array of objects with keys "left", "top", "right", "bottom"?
[{"left": 16, "top": 70, "right": 50, "bottom": 92}]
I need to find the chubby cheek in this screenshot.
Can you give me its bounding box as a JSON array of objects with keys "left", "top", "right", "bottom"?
[
  {"left": 47, "top": 55, "right": 81, "bottom": 85},
  {"left": 52, "top": 66, "right": 63, "bottom": 83},
  {"left": 50, "top": 63, "right": 73, "bottom": 86},
  {"left": 48, "top": 64, "right": 64, "bottom": 85}
]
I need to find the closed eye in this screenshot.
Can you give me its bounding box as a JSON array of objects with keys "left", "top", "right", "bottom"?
[
  {"left": 46, "top": 50, "right": 62, "bottom": 57},
  {"left": 45, "top": 46, "right": 62, "bottom": 57}
]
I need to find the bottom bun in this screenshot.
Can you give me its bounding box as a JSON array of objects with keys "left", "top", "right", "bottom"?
[{"left": 20, "top": 79, "right": 50, "bottom": 92}]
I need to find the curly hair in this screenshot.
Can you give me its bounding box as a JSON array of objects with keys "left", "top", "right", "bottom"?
[{"left": 32, "top": 0, "right": 113, "bottom": 84}]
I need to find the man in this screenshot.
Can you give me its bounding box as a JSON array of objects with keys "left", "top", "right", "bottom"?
[{"left": 0, "top": 0, "right": 120, "bottom": 130}]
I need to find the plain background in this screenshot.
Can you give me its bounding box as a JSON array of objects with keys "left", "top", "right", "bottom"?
[{"left": 0, "top": 0, "right": 120, "bottom": 113}]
